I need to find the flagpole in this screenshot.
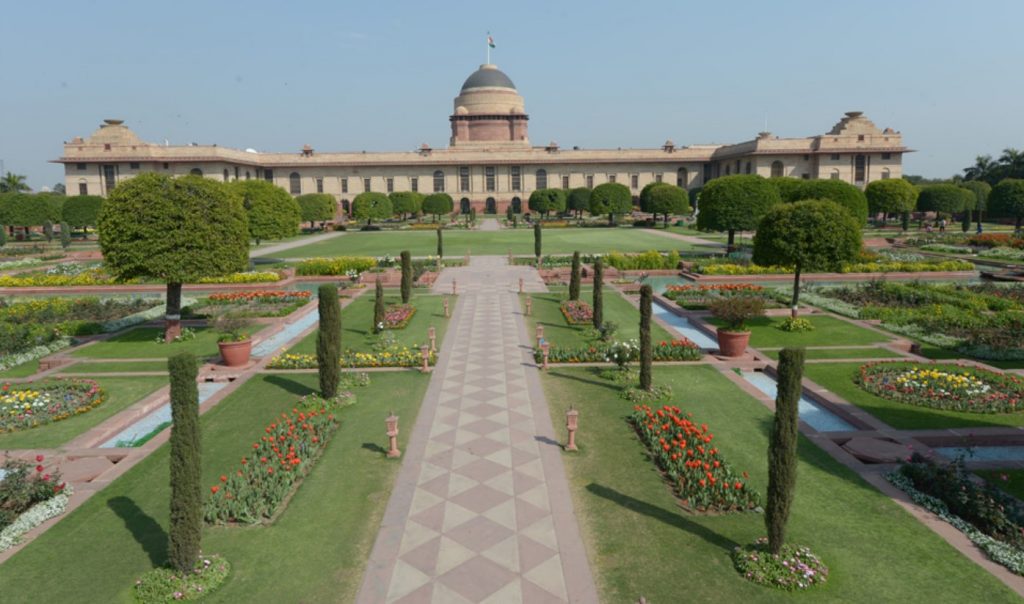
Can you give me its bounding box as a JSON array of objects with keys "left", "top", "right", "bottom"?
[{"left": 486, "top": 33, "right": 490, "bottom": 64}]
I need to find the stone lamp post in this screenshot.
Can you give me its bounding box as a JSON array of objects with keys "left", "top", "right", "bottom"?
[
  {"left": 519, "top": 277, "right": 524, "bottom": 294},
  {"left": 386, "top": 412, "right": 401, "bottom": 458},
  {"left": 428, "top": 326, "right": 437, "bottom": 352},
  {"left": 525, "top": 297, "right": 532, "bottom": 316},
  {"left": 566, "top": 406, "right": 579, "bottom": 451},
  {"left": 540, "top": 341, "right": 550, "bottom": 370},
  {"left": 420, "top": 344, "right": 431, "bottom": 373},
  {"left": 443, "top": 297, "right": 450, "bottom": 318},
  {"left": 535, "top": 324, "right": 544, "bottom": 347}
]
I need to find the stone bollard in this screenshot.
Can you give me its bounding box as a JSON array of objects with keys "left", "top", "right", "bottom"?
[
  {"left": 535, "top": 324, "right": 544, "bottom": 347},
  {"left": 420, "top": 344, "right": 431, "bottom": 373},
  {"left": 386, "top": 412, "right": 401, "bottom": 458},
  {"left": 525, "top": 297, "right": 532, "bottom": 316},
  {"left": 541, "top": 341, "right": 550, "bottom": 370},
  {"left": 452, "top": 279, "right": 457, "bottom": 295},
  {"left": 519, "top": 277, "right": 524, "bottom": 294},
  {"left": 508, "top": 250, "right": 513, "bottom": 263},
  {"left": 566, "top": 406, "right": 579, "bottom": 451},
  {"left": 428, "top": 326, "right": 437, "bottom": 352},
  {"left": 443, "top": 297, "right": 450, "bottom": 318}
]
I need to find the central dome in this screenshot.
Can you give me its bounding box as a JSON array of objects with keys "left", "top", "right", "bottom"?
[{"left": 460, "top": 64, "right": 516, "bottom": 92}]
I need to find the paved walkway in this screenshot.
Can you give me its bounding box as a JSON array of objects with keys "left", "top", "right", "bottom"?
[
  {"left": 643, "top": 227, "right": 726, "bottom": 248},
  {"left": 358, "top": 257, "right": 597, "bottom": 603},
  {"left": 478, "top": 218, "right": 501, "bottom": 232},
  {"left": 250, "top": 229, "right": 346, "bottom": 257}
]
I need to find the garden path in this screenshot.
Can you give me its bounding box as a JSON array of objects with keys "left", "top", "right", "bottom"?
[
  {"left": 358, "top": 256, "right": 597, "bottom": 604},
  {"left": 249, "top": 230, "right": 346, "bottom": 257},
  {"left": 477, "top": 218, "right": 501, "bottom": 232},
  {"left": 642, "top": 227, "right": 726, "bottom": 247}
]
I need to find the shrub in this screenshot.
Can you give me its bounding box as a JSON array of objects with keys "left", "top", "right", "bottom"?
[
  {"left": 168, "top": 352, "right": 201, "bottom": 573},
  {"left": 422, "top": 193, "right": 453, "bottom": 220},
  {"left": 0, "top": 456, "right": 67, "bottom": 533},
  {"left": 294, "top": 256, "right": 377, "bottom": 276},
  {"left": 566, "top": 187, "right": 591, "bottom": 218},
  {"left": 766, "top": 348, "right": 804, "bottom": 554},
  {"left": 59, "top": 222, "right": 71, "bottom": 250},
  {"left": 389, "top": 191, "right": 423, "bottom": 220},
  {"left": 352, "top": 192, "right": 392, "bottom": 225},
  {"left": 866, "top": 179, "right": 918, "bottom": 216},
  {"left": 697, "top": 175, "right": 781, "bottom": 246},
  {"left": 709, "top": 296, "right": 765, "bottom": 331},
  {"left": 778, "top": 317, "right": 814, "bottom": 332},
  {"left": 61, "top": 195, "right": 103, "bottom": 230},
  {"left": 990, "top": 179, "right": 1024, "bottom": 233},
  {"left": 918, "top": 183, "right": 974, "bottom": 217},
  {"left": 317, "top": 284, "right": 341, "bottom": 398},
  {"left": 133, "top": 554, "right": 230, "bottom": 602},
  {"left": 560, "top": 300, "right": 593, "bottom": 325},
  {"left": 296, "top": 193, "right": 335, "bottom": 228},
  {"left": 227, "top": 180, "right": 300, "bottom": 243},
  {"left": 732, "top": 539, "right": 829, "bottom": 591},
  {"left": 790, "top": 179, "right": 869, "bottom": 224}
]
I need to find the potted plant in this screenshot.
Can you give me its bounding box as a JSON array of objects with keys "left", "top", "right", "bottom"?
[
  {"left": 214, "top": 313, "right": 253, "bottom": 367},
  {"left": 708, "top": 296, "right": 765, "bottom": 357}
]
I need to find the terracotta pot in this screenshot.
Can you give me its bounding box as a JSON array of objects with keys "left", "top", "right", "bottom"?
[
  {"left": 716, "top": 329, "right": 750, "bottom": 357},
  {"left": 218, "top": 339, "right": 252, "bottom": 367}
]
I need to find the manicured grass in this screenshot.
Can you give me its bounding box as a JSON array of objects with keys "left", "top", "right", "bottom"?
[
  {"left": 70, "top": 326, "right": 256, "bottom": 360},
  {"left": 268, "top": 228, "right": 690, "bottom": 258},
  {"left": 975, "top": 469, "right": 1024, "bottom": 501},
  {"left": 0, "top": 371, "right": 430, "bottom": 603},
  {"left": 61, "top": 360, "right": 171, "bottom": 374},
  {"left": 705, "top": 314, "right": 891, "bottom": 348},
  {"left": 919, "top": 343, "right": 1024, "bottom": 370},
  {"left": 761, "top": 346, "right": 905, "bottom": 361},
  {"left": 288, "top": 293, "right": 449, "bottom": 356},
  {"left": 803, "top": 362, "right": 1024, "bottom": 430},
  {"left": 522, "top": 287, "right": 673, "bottom": 349},
  {"left": 0, "top": 377, "right": 166, "bottom": 449},
  {"left": 541, "top": 365, "right": 1018, "bottom": 603},
  {"left": 0, "top": 358, "right": 41, "bottom": 378}
]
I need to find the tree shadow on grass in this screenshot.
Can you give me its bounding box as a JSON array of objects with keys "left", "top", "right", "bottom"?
[
  {"left": 546, "top": 368, "right": 622, "bottom": 394},
  {"left": 107, "top": 496, "right": 167, "bottom": 567},
  {"left": 585, "top": 483, "right": 739, "bottom": 552},
  {"left": 263, "top": 374, "right": 316, "bottom": 397},
  {"left": 361, "top": 442, "right": 387, "bottom": 455}
]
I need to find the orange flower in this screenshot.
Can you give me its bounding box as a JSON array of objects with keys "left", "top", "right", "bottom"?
[{"left": 210, "top": 485, "right": 220, "bottom": 494}]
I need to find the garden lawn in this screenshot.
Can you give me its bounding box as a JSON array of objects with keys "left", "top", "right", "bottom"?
[
  {"left": 761, "top": 346, "right": 905, "bottom": 361},
  {"left": 70, "top": 326, "right": 257, "bottom": 360},
  {"left": 522, "top": 287, "right": 673, "bottom": 349},
  {"left": 706, "top": 314, "right": 890, "bottom": 348},
  {"left": 803, "top": 362, "right": 1024, "bottom": 430},
  {"left": 267, "top": 227, "right": 688, "bottom": 258},
  {"left": 0, "top": 377, "right": 166, "bottom": 449},
  {"left": 542, "top": 365, "right": 1018, "bottom": 603},
  {"left": 0, "top": 359, "right": 41, "bottom": 378},
  {"left": 0, "top": 371, "right": 429, "bottom": 604},
  {"left": 975, "top": 469, "right": 1024, "bottom": 501},
  {"left": 61, "top": 360, "right": 171, "bottom": 374},
  {"left": 287, "top": 293, "right": 448, "bottom": 356},
  {"left": 918, "top": 343, "right": 1024, "bottom": 370}
]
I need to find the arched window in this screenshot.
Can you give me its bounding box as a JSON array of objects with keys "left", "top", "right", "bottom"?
[
  {"left": 289, "top": 172, "right": 301, "bottom": 195},
  {"left": 485, "top": 197, "right": 497, "bottom": 214},
  {"left": 341, "top": 199, "right": 350, "bottom": 214},
  {"left": 223, "top": 169, "right": 230, "bottom": 182},
  {"left": 854, "top": 155, "right": 866, "bottom": 183},
  {"left": 189, "top": 168, "right": 203, "bottom": 177},
  {"left": 511, "top": 197, "right": 522, "bottom": 213},
  {"left": 770, "top": 161, "right": 784, "bottom": 178},
  {"left": 881, "top": 168, "right": 891, "bottom": 180},
  {"left": 676, "top": 168, "right": 688, "bottom": 188},
  {"left": 536, "top": 169, "right": 547, "bottom": 189},
  {"left": 433, "top": 170, "right": 445, "bottom": 192},
  {"left": 460, "top": 198, "right": 471, "bottom": 214}
]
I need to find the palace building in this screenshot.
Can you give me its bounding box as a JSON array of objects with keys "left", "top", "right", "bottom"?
[{"left": 56, "top": 63, "right": 908, "bottom": 215}]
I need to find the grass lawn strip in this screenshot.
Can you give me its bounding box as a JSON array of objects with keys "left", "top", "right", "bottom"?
[
  {"left": 0, "top": 359, "right": 41, "bottom": 378},
  {"left": 523, "top": 287, "right": 674, "bottom": 349},
  {"left": 705, "top": 314, "right": 891, "bottom": 348},
  {"left": 0, "top": 377, "right": 167, "bottom": 450},
  {"left": 0, "top": 372, "right": 429, "bottom": 603},
  {"left": 803, "top": 362, "right": 1024, "bottom": 430},
  {"left": 541, "top": 365, "right": 1019, "bottom": 602},
  {"left": 762, "top": 347, "right": 906, "bottom": 361},
  {"left": 70, "top": 326, "right": 256, "bottom": 360},
  {"left": 60, "top": 361, "right": 171, "bottom": 374}
]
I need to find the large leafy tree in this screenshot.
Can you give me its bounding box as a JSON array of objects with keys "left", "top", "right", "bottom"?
[
  {"left": 989, "top": 178, "right": 1024, "bottom": 234},
  {"left": 790, "top": 179, "right": 869, "bottom": 225},
  {"left": 960, "top": 180, "right": 992, "bottom": 228},
  {"left": 766, "top": 176, "right": 804, "bottom": 202},
  {"left": 642, "top": 183, "right": 689, "bottom": 226},
  {"left": 98, "top": 173, "right": 249, "bottom": 341},
  {"left": 566, "top": 187, "right": 591, "bottom": 219},
  {"left": 352, "top": 192, "right": 393, "bottom": 226},
  {"left": 0, "top": 172, "right": 30, "bottom": 193},
  {"left": 36, "top": 192, "right": 65, "bottom": 224},
  {"left": 62, "top": 195, "right": 104, "bottom": 232},
  {"left": 528, "top": 188, "right": 567, "bottom": 218},
  {"left": 753, "top": 199, "right": 862, "bottom": 313},
  {"left": 422, "top": 193, "right": 453, "bottom": 221},
  {"left": 0, "top": 192, "right": 49, "bottom": 229},
  {"left": 865, "top": 179, "right": 918, "bottom": 221},
  {"left": 917, "top": 183, "right": 973, "bottom": 217},
  {"left": 697, "top": 174, "right": 781, "bottom": 247},
  {"left": 389, "top": 191, "right": 424, "bottom": 221},
  {"left": 588, "top": 182, "right": 632, "bottom": 225},
  {"left": 227, "top": 180, "right": 300, "bottom": 244},
  {"left": 296, "top": 193, "right": 336, "bottom": 229}
]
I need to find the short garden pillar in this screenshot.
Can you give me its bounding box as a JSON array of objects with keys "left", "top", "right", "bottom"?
[
  {"left": 525, "top": 297, "right": 532, "bottom": 316},
  {"left": 420, "top": 344, "right": 431, "bottom": 373},
  {"left": 519, "top": 277, "right": 524, "bottom": 294},
  {"left": 386, "top": 412, "right": 401, "bottom": 458},
  {"left": 541, "top": 341, "right": 550, "bottom": 370},
  {"left": 566, "top": 406, "right": 579, "bottom": 451},
  {"left": 535, "top": 324, "right": 544, "bottom": 347},
  {"left": 443, "top": 297, "right": 450, "bottom": 317},
  {"left": 428, "top": 326, "right": 437, "bottom": 352},
  {"left": 452, "top": 280, "right": 457, "bottom": 295}
]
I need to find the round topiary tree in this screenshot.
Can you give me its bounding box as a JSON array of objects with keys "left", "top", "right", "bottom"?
[
  {"left": 589, "top": 182, "right": 632, "bottom": 226},
  {"left": 99, "top": 173, "right": 249, "bottom": 341},
  {"left": 317, "top": 284, "right": 341, "bottom": 398},
  {"left": 752, "top": 199, "right": 862, "bottom": 315},
  {"left": 168, "top": 352, "right": 201, "bottom": 573},
  {"left": 227, "top": 180, "right": 300, "bottom": 244},
  {"left": 62, "top": 194, "right": 103, "bottom": 234},
  {"left": 422, "top": 193, "right": 453, "bottom": 222},
  {"left": 960, "top": 180, "right": 992, "bottom": 229},
  {"left": 696, "top": 175, "right": 781, "bottom": 248},
  {"left": 352, "top": 192, "right": 393, "bottom": 226},
  {"left": 989, "top": 178, "right": 1024, "bottom": 235},
  {"left": 528, "top": 188, "right": 567, "bottom": 219},
  {"left": 917, "top": 183, "right": 973, "bottom": 219},
  {"left": 566, "top": 187, "right": 591, "bottom": 219},
  {"left": 296, "top": 193, "right": 336, "bottom": 229},
  {"left": 865, "top": 179, "right": 918, "bottom": 226},
  {"left": 0, "top": 192, "right": 49, "bottom": 237},
  {"left": 791, "top": 179, "right": 869, "bottom": 225},
  {"left": 766, "top": 177, "right": 804, "bottom": 202},
  {"left": 390, "top": 191, "right": 424, "bottom": 221},
  {"left": 646, "top": 183, "right": 690, "bottom": 227}
]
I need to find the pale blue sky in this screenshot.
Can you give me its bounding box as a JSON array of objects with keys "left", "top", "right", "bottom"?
[{"left": 1, "top": 0, "right": 1021, "bottom": 190}]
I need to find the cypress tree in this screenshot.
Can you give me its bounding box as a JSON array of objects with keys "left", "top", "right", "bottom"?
[
  {"left": 167, "top": 352, "right": 201, "bottom": 573},
  {"left": 436, "top": 226, "right": 443, "bottom": 259},
  {"left": 317, "top": 284, "right": 341, "bottom": 398},
  {"left": 639, "top": 284, "right": 653, "bottom": 391},
  {"left": 59, "top": 222, "right": 71, "bottom": 250},
  {"left": 534, "top": 222, "right": 542, "bottom": 262},
  {"left": 961, "top": 209, "right": 971, "bottom": 233},
  {"left": 592, "top": 257, "right": 604, "bottom": 329},
  {"left": 569, "top": 251, "right": 581, "bottom": 301},
  {"left": 43, "top": 220, "right": 54, "bottom": 243},
  {"left": 1, "top": 225, "right": 9, "bottom": 248},
  {"left": 901, "top": 212, "right": 910, "bottom": 232},
  {"left": 766, "top": 347, "right": 805, "bottom": 555},
  {"left": 373, "top": 276, "right": 385, "bottom": 334},
  {"left": 400, "top": 250, "right": 413, "bottom": 304},
  {"left": 506, "top": 205, "right": 514, "bottom": 222}
]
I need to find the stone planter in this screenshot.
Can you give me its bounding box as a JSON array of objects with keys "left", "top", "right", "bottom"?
[
  {"left": 218, "top": 339, "right": 252, "bottom": 367},
  {"left": 716, "top": 329, "right": 750, "bottom": 357}
]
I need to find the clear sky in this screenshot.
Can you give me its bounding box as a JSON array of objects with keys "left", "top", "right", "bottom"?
[{"left": 1, "top": 0, "right": 1021, "bottom": 190}]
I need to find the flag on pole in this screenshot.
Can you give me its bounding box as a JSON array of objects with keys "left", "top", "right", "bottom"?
[{"left": 487, "top": 34, "right": 495, "bottom": 48}]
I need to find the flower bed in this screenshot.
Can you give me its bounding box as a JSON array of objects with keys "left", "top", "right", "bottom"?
[
  {"left": 664, "top": 283, "right": 765, "bottom": 299},
  {"left": 207, "top": 290, "right": 311, "bottom": 305},
  {"left": 732, "top": 538, "right": 829, "bottom": 591},
  {"left": 294, "top": 256, "right": 377, "bottom": 276},
  {"left": 0, "top": 456, "right": 69, "bottom": 551},
  {"left": 536, "top": 339, "right": 702, "bottom": 364},
  {"left": 968, "top": 233, "right": 1024, "bottom": 249},
  {"left": 204, "top": 404, "right": 339, "bottom": 525},
  {"left": 560, "top": 300, "right": 594, "bottom": 325},
  {"left": 629, "top": 404, "right": 760, "bottom": 512},
  {"left": 0, "top": 380, "right": 106, "bottom": 433},
  {"left": 133, "top": 554, "right": 230, "bottom": 602},
  {"left": 384, "top": 304, "right": 416, "bottom": 329},
  {"left": 195, "top": 271, "right": 281, "bottom": 284},
  {"left": 692, "top": 259, "right": 975, "bottom": 276},
  {"left": 604, "top": 250, "right": 681, "bottom": 271},
  {"left": 856, "top": 362, "right": 1024, "bottom": 413},
  {"left": 267, "top": 346, "right": 435, "bottom": 369}
]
